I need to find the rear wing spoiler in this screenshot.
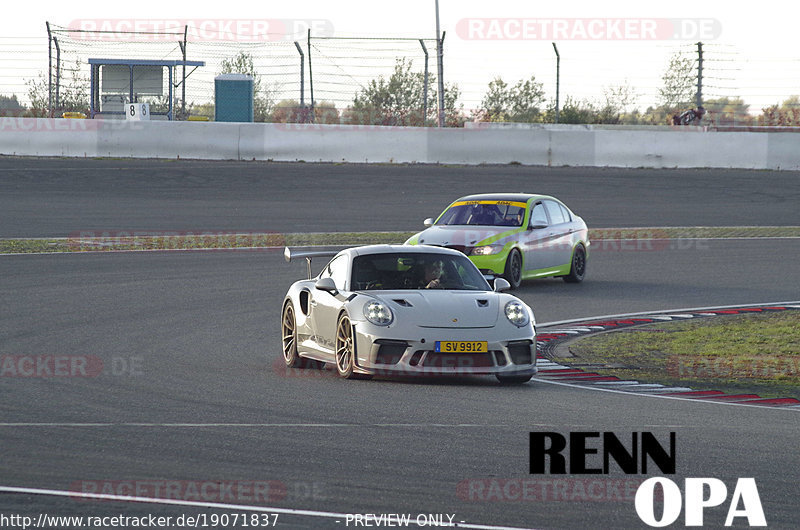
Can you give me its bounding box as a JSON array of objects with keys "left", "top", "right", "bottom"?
[{"left": 284, "top": 247, "right": 339, "bottom": 279}]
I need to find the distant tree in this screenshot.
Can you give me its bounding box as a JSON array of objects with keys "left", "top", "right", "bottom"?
[
  {"left": 187, "top": 101, "right": 215, "bottom": 120},
  {"left": 703, "top": 97, "right": 752, "bottom": 126},
  {"left": 312, "top": 101, "right": 340, "bottom": 124},
  {"left": 25, "top": 59, "right": 89, "bottom": 117},
  {"left": 758, "top": 96, "right": 800, "bottom": 126},
  {"left": 658, "top": 52, "right": 696, "bottom": 112},
  {"left": 58, "top": 60, "right": 90, "bottom": 115},
  {"left": 218, "top": 51, "right": 275, "bottom": 122},
  {"left": 474, "top": 75, "right": 545, "bottom": 122},
  {"left": 272, "top": 99, "right": 340, "bottom": 124},
  {"left": 636, "top": 105, "right": 675, "bottom": 125},
  {"left": 476, "top": 77, "right": 510, "bottom": 122},
  {"left": 271, "top": 99, "right": 306, "bottom": 123},
  {"left": 0, "top": 94, "right": 26, "bottom": 116},
  {"left": 25, "top": 74, "right": 49, "bottom": 116},
  {"left": 441, "top": 84, "right": 467, "bottom": 127},
  {"left": 344, "top": 58, "right": 463, "bottom": 127},
  {"left": 509, "top": 76, "right": 546, "bottom": 122},
  {"left": 597, "top": 83, "right": 639, "bottom": 124},
  {"left": 554, "top": 96, "right": 599, "bottom": 124}
]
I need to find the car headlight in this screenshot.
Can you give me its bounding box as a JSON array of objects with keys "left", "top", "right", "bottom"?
[
  {"left": 504, "top": 301, "right": 530, "bottom": 327},
  {"left": 364, "top": 300, "right": 393, "bottom": 326},
  {"left": 471, "top": 244, "right": 504, "bottom": 256}
]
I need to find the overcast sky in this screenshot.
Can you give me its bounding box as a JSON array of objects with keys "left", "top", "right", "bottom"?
[{"left": 3, "top": 1, "right": 798, "bottom": 113}]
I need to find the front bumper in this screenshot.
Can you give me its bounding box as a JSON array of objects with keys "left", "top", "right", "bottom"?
[
  {"left": 469, "top": 251, "right": 510, "bottom": 275},
  {"left": 352, "top": 323, "right": 537, "bottom": 376}
]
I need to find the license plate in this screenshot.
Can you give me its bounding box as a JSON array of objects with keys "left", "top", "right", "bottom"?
[{"left": 435, "top": 341, "right": 488, "bottom": 353}]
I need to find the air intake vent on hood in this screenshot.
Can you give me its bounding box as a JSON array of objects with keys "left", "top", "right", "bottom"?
[
  {"left": 476, "top": 299, "right": 489, "bottom": 307},
  {"left": 393, "top": 299, "right": 413, "bottom": 307}
]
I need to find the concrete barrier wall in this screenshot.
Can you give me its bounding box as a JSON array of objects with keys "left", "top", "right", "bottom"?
[{"left": 1, "top": 118, "right": 798, "bottom": 169}]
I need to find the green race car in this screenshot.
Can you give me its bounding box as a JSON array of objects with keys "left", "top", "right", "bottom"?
[{"left": 406, "top": 193, "right": 589, "bottom": 289}]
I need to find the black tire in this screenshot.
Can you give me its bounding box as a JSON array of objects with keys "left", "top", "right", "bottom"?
[
  {"left": 496, "top": 373, "right": 534, "bottom": 384},
  {"left": 335, "top": 314, "right": 371, "bottom": 379},
  {"left": 282, "top": 303, "right": 323, "bottom": 369},
  {"left": 563, "top": 244, "right": 587, "bottom": 283},
  {"left": 503, "top": 249, "right": 523, "bottom": 289},
  {"left": 282, "top": 303, "right": 303, "bottom": 368}
]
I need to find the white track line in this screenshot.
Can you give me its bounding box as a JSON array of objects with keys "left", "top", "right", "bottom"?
[
  {"left": 535, "top": 301, "right": 800, "bottom": 410},
  {"left": 533, "top": 377, "right": 799, "bottom": 411},
  {"left": 0, "top": 423, "right": 512, "bottom": 428},
  {"left": 0, "top": 486, "right": 535, "bottom": 530},
  {"left": 537, "top": 301, "right": 800, "bottom": 328}
]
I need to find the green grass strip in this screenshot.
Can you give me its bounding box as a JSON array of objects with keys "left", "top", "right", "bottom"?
[
  {"left": 2, "top": 226, "right": 800, "bottom": 255},
  {"left": 566, "top": 311, "right": 800, "bottom": 400}
]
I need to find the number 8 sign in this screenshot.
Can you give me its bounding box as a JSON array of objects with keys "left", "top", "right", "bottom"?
[{"left": 126, "top": 103, "right": 150, "bottom": 121}]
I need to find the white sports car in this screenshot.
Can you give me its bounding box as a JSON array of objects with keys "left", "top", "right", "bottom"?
[{"left": 281, "top": 244, "right": 537, "bottom": 383}]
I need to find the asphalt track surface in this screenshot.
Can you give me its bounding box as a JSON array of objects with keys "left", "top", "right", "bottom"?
[
  {"left": 1, "top": 158, "right": 800, "bottom": 529},
  {"left": 1, "top": 157, "right": 800, "bottom": 237}
]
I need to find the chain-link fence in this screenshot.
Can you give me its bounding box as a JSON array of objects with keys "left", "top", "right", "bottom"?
[{"left": 1, "top": 20, "right": 799, "bottom": 126}]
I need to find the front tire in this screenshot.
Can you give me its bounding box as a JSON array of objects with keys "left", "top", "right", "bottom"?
[
  {"left": 335, "top": 314, "right": 371, "bottom": 380},
  {"left": 563, "top": 244, "right": 587, "bottom": 283},
  {"left": 503, "top": 249, "right": 523, "bottom": 289}
]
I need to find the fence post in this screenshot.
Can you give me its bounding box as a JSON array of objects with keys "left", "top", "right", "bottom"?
[
  {"left": 46, "top": 21, "right": 52, "bottom": 118},
  {"left": 307, "top": 29, "right": 315, "bottom": 124},
  {"left": 53, "top": 36, "right": 61, "bottom": 114},
  {"left": 181, "top": 25, "right": 187, "bottom": 120},
  {"left": 435, "top": 0, "right": 445, "bottom": 127},
  {"left": 294, "top": 41, "right": 305, "bottom": 121},
  {"left": 695, "top": 41, "right": 703, "bottom": 108},
  {"left": 419, "top": 39, "right": 429, "bottom": 127},
  {"left": 552, "top": 42, "right": 560, "bottom": 124}
]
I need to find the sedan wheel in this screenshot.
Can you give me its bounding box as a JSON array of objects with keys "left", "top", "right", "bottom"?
[
  {"left": 503, "top": 249, "right": 523, "bottom": 289},
  {"left": 563, "top": 244, "right": 587, "bottom": 283}
]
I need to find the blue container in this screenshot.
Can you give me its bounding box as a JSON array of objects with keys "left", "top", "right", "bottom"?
[{"left": 214, "top": 74, "right": 254, "bottom": 122}]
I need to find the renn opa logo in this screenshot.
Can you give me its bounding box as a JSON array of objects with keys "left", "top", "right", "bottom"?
[{"left": 529, "top": 432, "right": 766, "bottom": 527}]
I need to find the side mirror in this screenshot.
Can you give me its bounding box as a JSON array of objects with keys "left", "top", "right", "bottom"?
[
  {"left": 494, "top": 278, "right": 511, "bottom": 292},
  {"left": 423, "top": 217, "right": 435, "bottom": 227},
  {"left": 315, "top": 277, "right": 338, "bottom": 294},
  {"left": 529, "top": 223, "right": 548, "bottom": 230}
]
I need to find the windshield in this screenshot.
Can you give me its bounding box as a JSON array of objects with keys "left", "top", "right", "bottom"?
[
  {"left": 436, "top": 200, "right": 527, "bottom": 227},
  {"left": 351, "top": 253, "right": 491, "bottom": 291}
]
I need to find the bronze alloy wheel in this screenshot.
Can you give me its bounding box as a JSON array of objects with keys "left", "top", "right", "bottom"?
[
  {"left": 335, "top": 315, "right": 355, "bottom": 377},
  {"left": 335, "top": 315, "right": 371, "bottom": 379},
  {"left": 282, "top": 303, "right": 302, "bottom": 367}
]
